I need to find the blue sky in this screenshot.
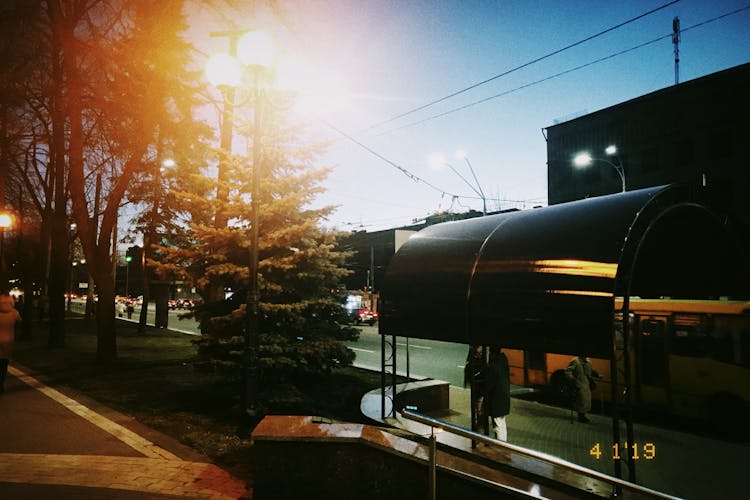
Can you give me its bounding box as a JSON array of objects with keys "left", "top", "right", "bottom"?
[{"left": 191, "top": 0, "right": 750, "bottom": 232}]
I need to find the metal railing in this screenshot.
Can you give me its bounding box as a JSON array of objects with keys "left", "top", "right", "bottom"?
[{"left": 402, "top": 409, "right": 682, "bottom": 500}]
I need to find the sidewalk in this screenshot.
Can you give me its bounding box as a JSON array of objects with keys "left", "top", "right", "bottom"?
[
  {"left": 364, "top": 383, "right": 747, "bottom": 499},
  {"left": 0, "top": 358, "right": 249, "bottom": 498},
  {"left": 0, "top": 363, "right": 253, "bottom": 499}
]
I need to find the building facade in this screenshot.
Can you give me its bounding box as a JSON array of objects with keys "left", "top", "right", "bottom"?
[{"left": 544, "top": 62, "right": 750, "bottom": 231}]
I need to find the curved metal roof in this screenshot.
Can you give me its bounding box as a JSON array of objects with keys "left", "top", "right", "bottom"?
[{"left": 380, "top": 184, "right": 747, "bottom": 357}]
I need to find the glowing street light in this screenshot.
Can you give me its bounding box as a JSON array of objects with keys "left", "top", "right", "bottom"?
[
  {"left": 573, "top": 145, "right": 626, "bottom": 193},
  {"left": 206, "top": 29, "right": 277, "bottom": 418},
  {"left": 0, "top": 213, "right": 12, "bottom": 230}
]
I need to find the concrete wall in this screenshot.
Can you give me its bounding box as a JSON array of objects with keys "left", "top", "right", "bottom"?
[{"left": 251, "top": 416, "right": 593, "bottom": 500}]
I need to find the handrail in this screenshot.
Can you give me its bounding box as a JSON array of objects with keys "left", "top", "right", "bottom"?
[{"left": 402, "top": 409, "right": 682, "bottom": 500}]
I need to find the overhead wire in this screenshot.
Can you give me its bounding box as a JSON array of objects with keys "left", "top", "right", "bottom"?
[
  {"left": 319, "top": 118, "right": 473, "bottom": 200},
  {"left": 321, "top": 4, "right": 749, "bottom": 229},
  {"left": 320, "top": 117, "right": 542, "bottom": 209},
  {"left": 376, "top": 4, "right": 750, "bottom": 135},
  {"left": 367, "top": 0, "right": 681, "bottom": 130}
]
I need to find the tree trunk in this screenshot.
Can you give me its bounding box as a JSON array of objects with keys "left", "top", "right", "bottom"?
[
  {"left": 95, "top": 258, "right": 117, "bottom": 362},
  {"left": 47, "top": 212, "right": 67, "bottom": 347},
  {"left": 138, "top": 237, "right": 150, "bottom": 332},
  {"left": 47, "top": 8, "right": 68, "bottom": 348}
]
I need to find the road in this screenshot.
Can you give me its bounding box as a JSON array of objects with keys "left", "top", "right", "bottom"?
[
  {"left": 69, "top": 299, "right": 201, "bottom": 335},
  {"left": 72, "top": 300, "right": 466, "bottom": 384},
  {"left": 344, "top": 325, "right": 469, "bottom": 386}
]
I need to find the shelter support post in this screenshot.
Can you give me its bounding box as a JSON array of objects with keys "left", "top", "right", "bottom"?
[
  {"left": 381, "top": 332, "right": 398, "bottom": 419},
  {"left": 611, "top": 298, "right": 636, "bottom": 485}
]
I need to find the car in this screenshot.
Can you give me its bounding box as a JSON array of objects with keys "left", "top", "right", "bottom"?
[{"left": 355, "top": 308, "right": 378, "bottom": 326}]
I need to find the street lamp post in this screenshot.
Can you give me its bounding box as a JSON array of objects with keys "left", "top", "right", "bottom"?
[
  {"left": 125, "top": 254, "right": 132, "bottom": 298},
  {"left": 455, "top": 150, "right": 487, "bottom": 215},
  {"left": 206, "top": 30, "right": 276, "bottom": 418},
  {"left": 68, "top": 261, "right": 77, "bottom": 312},
  {"left": 430, "top": 152, "right": 488, "bottom": 215},
  {"left": 573, "top": 145, "right": 626, "bottom": 192}
]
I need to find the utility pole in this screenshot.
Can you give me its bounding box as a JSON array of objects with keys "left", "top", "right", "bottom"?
[{"left": 672, "top": 17, "right": 680, "bottom": 85}]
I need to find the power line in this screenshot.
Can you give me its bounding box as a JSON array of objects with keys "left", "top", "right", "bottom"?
[
  {"left": 319, "top": 119, "right": 543, "bottom": 210},
  {"left": 377, "top": 4, "right": 750, "bottom": 135},
  {"left": 319, "top": 119, "right": 470, "bottom": 199},
  {"left": 367, "top": 0, "right": 681, "bottom": 130}
]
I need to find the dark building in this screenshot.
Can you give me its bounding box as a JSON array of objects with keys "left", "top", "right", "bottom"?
[
  {"left": 339, "top": 210, "right": 489, "bottom": 294},
  {"left": 544, "top": 62, "right": 750, "bottom": 231}
]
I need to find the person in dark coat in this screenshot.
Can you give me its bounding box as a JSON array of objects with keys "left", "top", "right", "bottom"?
[
  {"left": 486, "top": 346, "right": 511, "bottom": 440},
  {"left": 565, "top": 355, "right": 600, "bottom": 423},
  {"left": 464, "top": 345, "right": 486, "bottom": 434}
]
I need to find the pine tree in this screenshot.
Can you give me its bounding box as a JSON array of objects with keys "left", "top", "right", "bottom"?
[{"left": 155, "top": 82, "right": 358, "bottom": 410}]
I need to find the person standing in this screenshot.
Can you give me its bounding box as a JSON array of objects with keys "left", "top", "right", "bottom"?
[
  {"left": 486, "top": 346, "right": 511, "bottom": 440},
  {"left": 565, "top": 355, "right": 600, "bottom": 423},
  {"left": 464, "top": 345, "right": 487, "bottom": 434},
  {"left": 0, "top": 293, "right": 22, "bottom": 393}
]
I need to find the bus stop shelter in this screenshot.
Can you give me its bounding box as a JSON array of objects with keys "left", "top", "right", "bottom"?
[
  {"left": 378, "top": 183, "right": 748, "bottom": 481},
  {"left": 380, "top": 183, "right": 746, "bottom": 355}
]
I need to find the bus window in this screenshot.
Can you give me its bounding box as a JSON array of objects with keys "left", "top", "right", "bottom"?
[
  {"left": 672, "top": 314, "right": 710, "bottom": 358},
  {"left": 639, "top": 318, "right": 668, "bottom": 387},
  {"left": 527, "top": 351, "right": 546, "bottom": 371},
  {"left": 709, "top": 329, "right": 737, "bottom": 365},
  {"left": 613, "top": 312, "right": 635, "bottom": 350},
  {"left": 713, "top": 316, "right": 750, "bottom": 368}
]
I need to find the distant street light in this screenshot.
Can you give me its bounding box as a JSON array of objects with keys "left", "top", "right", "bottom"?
[
  {"left": 125, "top": 254, "right": 133, "bottom": 298},
  {"left": 206, "top": 29, "right": 277, "bottom": 418},
  {"left": 573, "top": 145, "right": 626, "bottom": 192}
]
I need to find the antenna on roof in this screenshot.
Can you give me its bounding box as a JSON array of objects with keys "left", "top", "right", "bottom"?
[{"left": 672, "top": 17, "right": 681, "bottom": 84}]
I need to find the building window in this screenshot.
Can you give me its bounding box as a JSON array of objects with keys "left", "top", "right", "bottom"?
[
  {"left": 709, "top": 128, "right": 734, "bottom": 160},
  {"left": 673, "top": 139, "right": 694, "bottom": 171},
  {"left": 641, "top": 147, "right": 659, "bottom": 173}
]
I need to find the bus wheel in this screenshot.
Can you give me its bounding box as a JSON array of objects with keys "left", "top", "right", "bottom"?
[{"left": 706, "top": 393, "right": 749, "bottom": 440}]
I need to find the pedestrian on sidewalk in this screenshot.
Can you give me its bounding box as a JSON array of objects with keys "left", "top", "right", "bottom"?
[
  {"left": 116, "top": 300, "right": 126, "bottom": 317},
  {"left": 565, "top": 355, "right": 600, "bottom": 423},
  {"left": 464, "top": 344, "right": 487, "bottom": 434},
  {"left": 0, "top": 292, "right": 22, "bottom": 393},
  {"left": 487, "top": 346, "right": 511, "bottom": 441}
]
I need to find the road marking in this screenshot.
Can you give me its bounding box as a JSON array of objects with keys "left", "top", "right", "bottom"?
[
  {"left": 350, "top": 347, "right": 375, "bottom": 353},
  {"left": 396, "top": 342, "right": 431, "bottom": 350},
  {"left": 9, "top": 365, "right": 181, "bottom": 461}
]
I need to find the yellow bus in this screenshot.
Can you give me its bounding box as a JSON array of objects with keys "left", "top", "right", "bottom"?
[{"left": 504, "top": 298, "right": 750, "bottom": 426}]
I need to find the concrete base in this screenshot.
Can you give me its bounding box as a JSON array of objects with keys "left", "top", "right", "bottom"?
[{"left": 251, "top": 415, "right": 589, "bottom": 500}]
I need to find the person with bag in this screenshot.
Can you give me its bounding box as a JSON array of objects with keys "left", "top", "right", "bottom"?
[{"left": 565, "top": 355, "right": 600, "bottom": 423}]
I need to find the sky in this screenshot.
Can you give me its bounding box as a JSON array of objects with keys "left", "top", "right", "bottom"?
[{"left": 187, "top": 0, "right": 750, "bottom": 232}]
